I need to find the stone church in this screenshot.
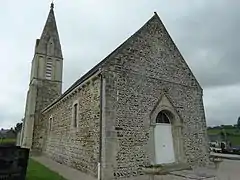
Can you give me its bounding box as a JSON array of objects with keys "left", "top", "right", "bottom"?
[{"left": 19, "top": 3, "right": 212, "bottom": 180}]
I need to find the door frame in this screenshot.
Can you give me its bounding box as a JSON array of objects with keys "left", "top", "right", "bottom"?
[{"left": 148, "top": 94, "right": 185, "bottom": 165}]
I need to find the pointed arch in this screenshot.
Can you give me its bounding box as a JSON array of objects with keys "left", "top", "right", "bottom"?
[
  {"left": 156, "top": 111, "right": 170, "bottom": 124},
  {"left": 150, "top": 93, "right": 183, "bottom": 126},
  {"left": 148, "top": 93, "right": 186, "bottom": 164}
]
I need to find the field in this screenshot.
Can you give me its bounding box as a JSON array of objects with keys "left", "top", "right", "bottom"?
[
  {"left": 208, "top": 127, "right": 240, "bottom": 146},
  {"left": 27, "top": 159, "right": 66, "bottom": 180},
  {"left": 0, "top": 138, "right": 16, "bottom": 144},
  {"left": 208, "top": 128, "right": 240, "bottom": 135}
]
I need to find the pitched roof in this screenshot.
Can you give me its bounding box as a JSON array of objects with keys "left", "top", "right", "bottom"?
[{"left": 42, "top": 12, "right": 202, "bottom": 112}]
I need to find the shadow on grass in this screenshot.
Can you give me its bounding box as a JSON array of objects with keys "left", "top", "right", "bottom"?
[{"left": 26, "top": 159, "right": 66, "bottom": 180}]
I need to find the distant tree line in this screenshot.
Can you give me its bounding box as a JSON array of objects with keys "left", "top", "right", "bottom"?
[{"left": 208, "top": 116, "right": 240, "bottom": 130}]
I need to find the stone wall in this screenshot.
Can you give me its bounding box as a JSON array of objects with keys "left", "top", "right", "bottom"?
[
  {"left": 32, "top": 80, "right": 61, "bottom": 151},
  {"left": 35, "top": 80, "right": 62, "bottom": 113},
  {"left": 102, "top": 14, "right": 210, "bottom": 179},
  {"left": 40, "top": 77, "right": 101, "bottom": 177}
]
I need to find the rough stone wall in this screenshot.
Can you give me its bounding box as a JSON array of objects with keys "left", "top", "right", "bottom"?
[
  {"left": 32, "top": 80, "right": 61, "bottom": 151},
  {"left": 35, "top": 80, "right": 61, "bottom": 112},
  {"left": 40, "top": 77, "right": 101, "bottom": 177},
  {"left": 102, "top": 14, "right": 210, "bottom": 179}
]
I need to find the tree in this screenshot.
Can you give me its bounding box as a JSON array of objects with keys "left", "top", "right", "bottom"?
[
  {"left": 220, "top": 128, "right": 227, "bottom": 142},
  {"left": 220, "top": 131, "right": 225, "bottom": 141},
  {"left": 14, "top": 122, "right": 22, "bottom": 133}
]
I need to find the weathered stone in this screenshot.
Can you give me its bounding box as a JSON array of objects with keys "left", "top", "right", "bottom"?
[
  {"left": 39, "top": 78, "right": 101, "bottom": 177},
  {"left": 99, "top": 13, "right": 210, "bottom": 179},
  {"left": 21, "top": 5, "right": 211, "bottom": 180}
]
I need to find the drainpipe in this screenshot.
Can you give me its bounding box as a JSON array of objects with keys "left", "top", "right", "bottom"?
[{"left": 98, "top": 70, "right": 103, "bottom": 180}]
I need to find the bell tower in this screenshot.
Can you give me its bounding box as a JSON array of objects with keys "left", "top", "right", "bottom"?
[{"left": 21, "top": 3, "right": 63, "bottom": 149}]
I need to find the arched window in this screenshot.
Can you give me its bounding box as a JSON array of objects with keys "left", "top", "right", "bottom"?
[
  {"left": 156, "top": 111, "right": 170, "bottom": 124},
  {"left": 72, "top": 101, "right": 79, "bottom": 129},
  {"left": 49, "top": 116, "right": 53, "bottom": 131},
  {"left": 73, "top": 103, "right": 78, "bottom": 128}
]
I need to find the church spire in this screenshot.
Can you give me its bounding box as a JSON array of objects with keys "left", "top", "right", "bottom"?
[
  {"left": 21, "top": 2, "right": 63, "bottom": 149},
  {"left": 35, "top": 2, "right": 63, "bottom": 58}
]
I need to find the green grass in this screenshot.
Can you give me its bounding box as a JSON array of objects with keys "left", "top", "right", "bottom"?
[
  {"left": 0, "top": 138, "right": 16, "bottom": 144},
  {"left": 208, "top": 128, "right": 240, "bottom": 135},
  {"left": 208, "top": 127, "right": 240, "bottom": 146},
  {"left": 26, "top": 159, "right": 66, "bottom": 180},
  {"left": 208, "top": 129, "right": 219, "bottom": 135},
  {"left": 228, "top": 136, "right": 240, "bottom": 146}
]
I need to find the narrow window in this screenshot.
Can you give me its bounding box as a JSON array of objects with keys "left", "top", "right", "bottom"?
[
  {"left": 49, "top": 116, "right": 53, "bottom": 131},
  {"left": 73, "top": 103, "right": 78, "bottom": 128},
  {"left": 46, "top": 58, "right": 52, "bottom": 80}
]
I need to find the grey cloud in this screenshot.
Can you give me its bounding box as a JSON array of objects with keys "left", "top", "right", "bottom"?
[
  {"left": 166, "top": 1, "right": 240, "bottom": 88},
  {"left": 0, "top": 114, "right": 22, "bottom": 129},
  {"left": 204, "top": 85, "right": 240, "bottom": 126}
]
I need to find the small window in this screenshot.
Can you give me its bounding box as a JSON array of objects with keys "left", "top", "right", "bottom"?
[
  {"left": 73, "top": 103, "right": 78, "bottom": 128},
  {"left": 156, "top": 111, "right": 170, "bottom": 124},
  {"left": 49, "top": 116, "right": 53, "bottom": 131}
]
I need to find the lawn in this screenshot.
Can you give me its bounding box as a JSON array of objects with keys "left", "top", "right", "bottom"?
[
  {"left": 26, "top": 159, "right": 66, "bottom": 180},
  {"left": 208, "top": 128, "right": 240, "bottom": 135},
  {"left": 208, "top": 127, "right": 240, "bottom": 146},
  {"left": 0, "top": 138, "right": 16, "bottom": 144}
]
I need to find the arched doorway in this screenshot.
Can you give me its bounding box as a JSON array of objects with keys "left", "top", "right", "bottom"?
[{"left": 154, "top": 111, "right": 175, "bottom": 164}]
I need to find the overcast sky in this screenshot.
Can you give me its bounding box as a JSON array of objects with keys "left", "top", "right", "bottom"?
[{"left": 0, "top": 0, "right": 239, "bottom": 129}]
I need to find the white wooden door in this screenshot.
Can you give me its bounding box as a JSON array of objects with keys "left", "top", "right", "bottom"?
[{"left": 154, "top": 124, "right": 175, "bottom": 164}]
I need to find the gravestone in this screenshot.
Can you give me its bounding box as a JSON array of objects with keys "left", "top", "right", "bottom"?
[{"left": 0, "top": 145, "right": 29, "bottom": 180}]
